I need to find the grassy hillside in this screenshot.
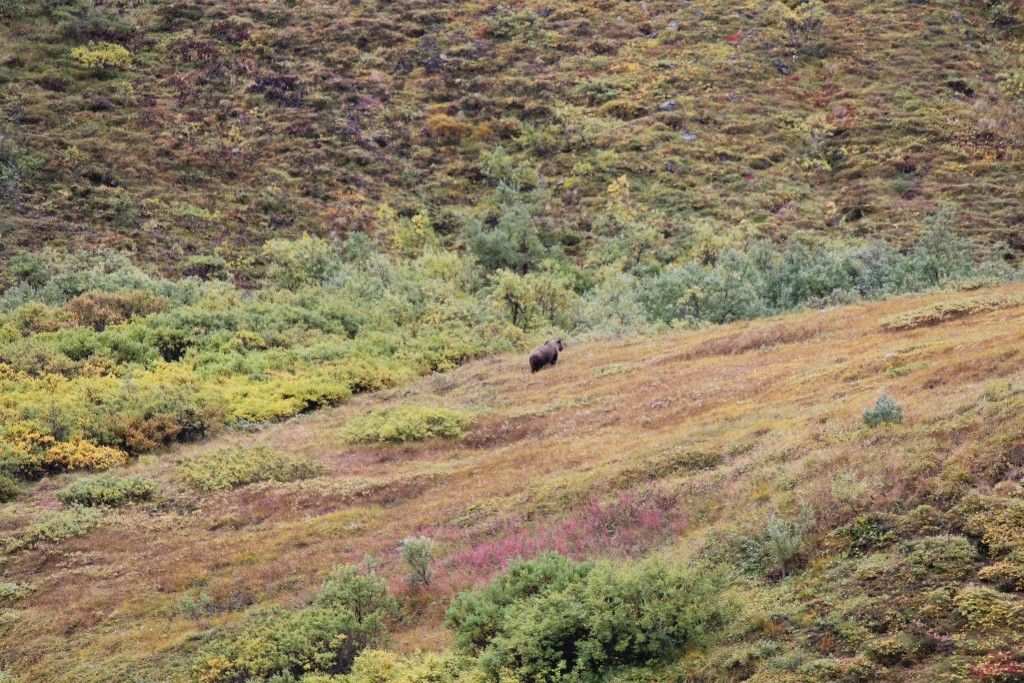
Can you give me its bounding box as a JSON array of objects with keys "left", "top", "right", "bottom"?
[
  {"left": 2, "top": 0, "right": 1024, "bottom": 270},
  {"left": 4, "top": 285, "right": 1024, "bottom": 680},
  {"left": 4, "top": 0, "right": 1024, "bottom": 679}
]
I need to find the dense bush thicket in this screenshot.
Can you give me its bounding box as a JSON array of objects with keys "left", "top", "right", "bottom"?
[
  {"left": 0, "top": 212, "right": 1014, "bottom": 484},
  {"left": 459, "top": 558, "right": 726, "bottom": 681},
  {"left": 191, "top": 553, "right": 729, "bottom": 683}
]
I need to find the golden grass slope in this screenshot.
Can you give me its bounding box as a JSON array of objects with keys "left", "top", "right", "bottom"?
[{"left": 3, "top": 284, "right": 1024, "bottom": 680}]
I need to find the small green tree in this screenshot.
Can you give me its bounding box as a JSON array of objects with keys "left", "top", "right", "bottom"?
[
  {"left": 488, "top": 268, "right": 575, "bottom": 329},
  {"left": 399, "top": 536, "right": 436, "bottom": 588},
  {"left": 910, "top": 209, "right": 974, "bottom": 287},
  {"left": 465, "top": 185, "right": 549, "bottom": 273},
  {"left": 488, "top": 269, "right": 535, "bottom": 328}
]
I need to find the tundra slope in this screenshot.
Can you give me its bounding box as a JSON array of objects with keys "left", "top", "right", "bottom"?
[
  {"left": 4, "top": 285, "right": 1024, "bottom": 680},
  {"left": 1, "top": 0, "right": 1024, "bottom": 270}
]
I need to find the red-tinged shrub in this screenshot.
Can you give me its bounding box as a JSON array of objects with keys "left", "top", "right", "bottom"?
[
  {"left": 65, "top": 291, "right": 170, "bottom": 331},
  {"left": 974, "top": 651, "right": 1024, "bottom": 681}
]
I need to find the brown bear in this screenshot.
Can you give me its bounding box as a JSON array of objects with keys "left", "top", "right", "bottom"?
[{"left": 529, "top": 339, "right": 564, "bottom": 373}]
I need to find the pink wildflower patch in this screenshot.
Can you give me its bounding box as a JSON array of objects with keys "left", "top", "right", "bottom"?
[{"left": 443, "top": 489, "right": 682, "bottom": 584}]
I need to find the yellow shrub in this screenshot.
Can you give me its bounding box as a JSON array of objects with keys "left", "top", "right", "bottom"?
[
  {"left": 44, "top": 440, "right": 128, "bottom": 471},
  {"left": 348, "top": 649, "right": 477, "bottom": 682},
  {"left": 341, "top": 406, "right": 473, "bottom": 444},
  {"left": 979, "top": 554, "right": 1024, "bottom": 591},
  {"left": 195, "top": 655, "right": 235, "bottom": 683},
  {"left": 70, "top": 42, "right": 132, "bottom": 71},
  {"left": 218, "top": 372, "right": 353, "bottom": 423},
  {"left": 0, "top": 426, "right": 56, "bottom": 476}
]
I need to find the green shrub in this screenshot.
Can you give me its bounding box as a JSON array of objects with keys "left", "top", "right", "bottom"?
[
  {"left": 263, "top": 235, "right": 342, "bottom": 289},
  {"left": 863, "top": 394, "right": 903, "bottom": 428},
  {"left": 445, "top": 554, "right": 729, "bottom": 681},
  {"left": 398, "top": 536, "right": 436, "bottom": 588},
  {"left": 341, "top": 406, "right": 472, "bottom": 444},
  {"left": 954, "top": 585, "right": 1024, "bottom": 633},
  {"left": 65, "top": 290, "right": 169, "bottom": 331},
  {"left": 0, "top": 473, "right": 20, "bottom": 503},
  {"left": 193, "top": 566, "right": 397, "bottom": 682},
  {"left": 0, "top": 0, "right": 23, "bottom": 19},
  {"left": 901, "top": 535, "right": 976, "bottom": 583},
  {"left": 56, "top": 473, "right": 158, "bottom": 507},
  {"left": 446, "top": 553, "right": 594, "bottom": 651},
  {"left": 182, "top": 254, "right": 229, "bottom": 280},
  {"left": 834, "top": 513, "right": 896, "bottom": 555},
  {"left": 97, "top": 376, "right": 224, "bottom": 454},
  {"left": 863, "top": 631, "right": 933, "bottom": 666},
  {"left": 0, "top": 581, "right": 32, "bottom": 606},
  {"left": 979, "top": 551, "right": 1024, "bottom": 591},
  {"left": 705, "top": 506, "right": 814, "bottom": 578},
  {"left": 4, "top": 507, "right": 103, "bottom": 554},
  {"left": 176, "top": 445, "right": 322, "bottom": 491}
]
